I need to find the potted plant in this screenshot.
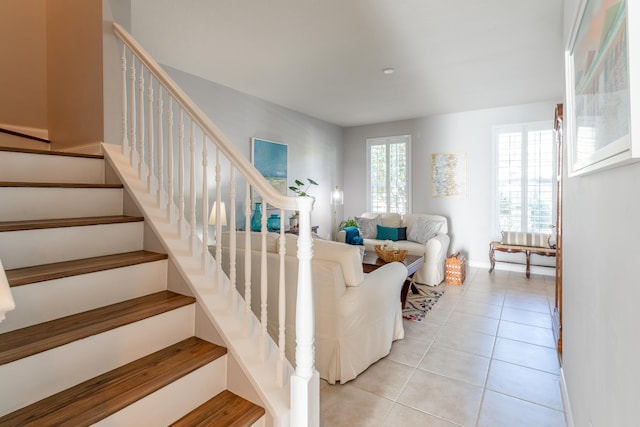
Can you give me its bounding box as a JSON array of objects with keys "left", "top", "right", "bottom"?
[{"left": 288, "top": 178, "right": 318, "bottom": 197}]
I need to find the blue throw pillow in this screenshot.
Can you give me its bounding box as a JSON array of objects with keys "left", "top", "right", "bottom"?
[
  {"left": 376, "top": 225, "right": 407, "bottom": 241},
  {"left": 343, "top": 226, "right": 363, "bottom": 245}
]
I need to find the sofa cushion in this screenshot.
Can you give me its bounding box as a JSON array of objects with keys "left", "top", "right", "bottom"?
[
  {"left": 403, "top": 214, "right": 449, "bottom": 236},
  {"left": 355, "top": 215, "right": 381, "bottom": 239},
  {"left": 407, "top": 216, "right": 444, "bottom": 244},
  {"left": 376, "top": 225, "right": 407, "bottom": 241},
  {"left": 284, "top": 234, "right": 364, "bottom": 287},
  {"left": 360, "top": 212, "right": 402, "bottom": 227},
  {"left": 501, "top": 231, "right": 552, "bottom": 248}
]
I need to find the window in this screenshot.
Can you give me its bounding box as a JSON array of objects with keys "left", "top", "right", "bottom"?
[
  {"left": 366, "top": 135, "right": 411, "bottom": 215},
  {"left": 494, "top": 122, "right": 555, "bottom": 234}
]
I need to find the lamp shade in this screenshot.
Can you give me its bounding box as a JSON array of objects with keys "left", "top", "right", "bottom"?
[
  {"left": 331, "top": 186, "right": 344, "bottom": 205},
  {"left": 208, "top": 201, "right": 227, "bottom": 226}
]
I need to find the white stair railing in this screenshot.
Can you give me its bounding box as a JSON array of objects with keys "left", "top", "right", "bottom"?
[
  {"left": 0, "top": 259, "right": 15, "bottom": 323},
  {"left": 113, "top": 23, "right": 318, "bottom": 426}
]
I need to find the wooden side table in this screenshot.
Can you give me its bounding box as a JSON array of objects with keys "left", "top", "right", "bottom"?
[
  {"left": 285, "top": 226, "right": 319, "bottom": 235},
  {"left": 362, "top": 253, "right": 424, "bottom": 308}
]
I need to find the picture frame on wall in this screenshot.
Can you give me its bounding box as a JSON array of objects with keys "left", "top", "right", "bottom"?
[
  {"left": 431, "top": 152, "right": 467, "bottom": 198},
  {"left": 565, "top": 0, "right": 639, "bottom": 176},
  {"left": 250, "top": 137, "right": 288, "bottom": 204}
]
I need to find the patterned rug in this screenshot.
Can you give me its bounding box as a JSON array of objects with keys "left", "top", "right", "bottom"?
[{"left": 402, "top": 285, "right": 445, "bottom": 322}]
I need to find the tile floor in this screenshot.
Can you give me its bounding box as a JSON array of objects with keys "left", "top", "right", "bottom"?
[{"left": 320, "top": 267, "right": 567, "bottom": 427}]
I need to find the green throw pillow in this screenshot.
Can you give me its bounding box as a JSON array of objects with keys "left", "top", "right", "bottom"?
[{"left": 376, "top": 225, "right": 407, "bottom": 241}]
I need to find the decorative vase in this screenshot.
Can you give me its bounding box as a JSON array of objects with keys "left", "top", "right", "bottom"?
[
  {"left": 250, "top": 202, "right": 262, "bottom": 231},
  {"left": 289, "top": 216, "right": 298, "bottom": 228},
  {"left": 267, "top": 214, "right": 280, "bottom": 232}
]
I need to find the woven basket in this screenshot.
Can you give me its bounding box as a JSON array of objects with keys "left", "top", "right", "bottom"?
[{"left": 374, "top": 245, "right": 408, "bottom": 262}]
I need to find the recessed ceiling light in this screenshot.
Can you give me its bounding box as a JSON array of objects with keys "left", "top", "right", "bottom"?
[{"left": 382, "top": 68, "right": 395, "bottom": 75}]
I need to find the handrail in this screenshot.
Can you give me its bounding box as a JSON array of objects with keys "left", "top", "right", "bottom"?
[
  {"left": 113, "top": 23, "right": 296, "bottom": 212},
  {"left": 0, "top": 127, "right": 50, "bottom": 144},
  {"left": 0, "top": 259, "right": 16, "bottom": 323}
]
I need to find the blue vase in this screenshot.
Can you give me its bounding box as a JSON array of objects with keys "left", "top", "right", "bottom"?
[
  {"left": 250, "top": 202, "right": 263, "bottom": 231},
  {"left": 267, "top": 214, "right": 280, "bottom": 232}
]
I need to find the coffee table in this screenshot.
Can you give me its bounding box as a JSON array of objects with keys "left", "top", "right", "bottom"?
[{"left": 362, "top": 253, "right": 425, "bottom": 308}]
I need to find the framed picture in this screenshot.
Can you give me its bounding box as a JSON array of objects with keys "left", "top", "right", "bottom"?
[
  {"left": 565, "top": 0, "right": 639, "bottom": 176},
  {"left": 250, "top": 137, "right": 288, "bottom": 204},
  {"left": 431, "top": 152, "right": 466, "bottom": 198}
]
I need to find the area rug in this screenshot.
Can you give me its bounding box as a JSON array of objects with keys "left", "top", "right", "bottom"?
[{"left": 402, "top": 286, "right": 445, "bottom": 322}]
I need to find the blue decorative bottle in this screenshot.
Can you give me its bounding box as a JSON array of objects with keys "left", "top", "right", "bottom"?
[
  {"left": 267, "top": 214, "right": 280, "bottom": 232},
  {"left": 250, "top": 202, "right": 262, "bottom": 231}
]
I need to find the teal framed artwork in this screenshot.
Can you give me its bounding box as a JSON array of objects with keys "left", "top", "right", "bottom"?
[{"left": 251, "top": 137, "right": 288, "bottom": 203}]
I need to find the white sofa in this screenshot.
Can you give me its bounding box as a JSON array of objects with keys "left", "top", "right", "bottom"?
[
  {"left": 217, "top": 231, "right": 407, "bottom": 384},
  {"left": 338, "top": 213, "right": 450, "bottom": 286}
]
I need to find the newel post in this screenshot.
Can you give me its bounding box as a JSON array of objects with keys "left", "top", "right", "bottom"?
[{"left": 290, "top": 196, "right": 319, "bottom": 427}]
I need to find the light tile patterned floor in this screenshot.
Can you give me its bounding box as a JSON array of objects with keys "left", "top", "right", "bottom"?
[{"left": 320, "top": 267, "right": 567, "bottom": 427}]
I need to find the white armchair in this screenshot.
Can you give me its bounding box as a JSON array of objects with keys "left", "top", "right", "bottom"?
[{"left": 218, "top": 232, "right": 407, "bottom": 384}]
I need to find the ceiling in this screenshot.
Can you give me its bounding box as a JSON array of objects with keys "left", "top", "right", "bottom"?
[{"left": 130, "top": 0, "right": 565, "bottom": 128}]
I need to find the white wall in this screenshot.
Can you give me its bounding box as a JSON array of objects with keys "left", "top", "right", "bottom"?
[
  {"left": 162, "top": 66, "right": 344, "bottom": 238},
  {"left": 561, "top": 1, "right": 640, "bottom": 426},
  {"left": 343, "top": 101, "right": 558, "bottom": 266}
]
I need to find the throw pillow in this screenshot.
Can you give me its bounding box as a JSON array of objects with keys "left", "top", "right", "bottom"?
[
  {"left": 355, "top": 215, "right": 381, "bottom": 239},
  {"left": 343, "top": 226, "right": 363, "bottom": 245},
  {"left": 376, "top": 225, "right": 408, "bottom": 241},
  {"left": 407, "top": 217, "right": 443, "bottom": 244}
]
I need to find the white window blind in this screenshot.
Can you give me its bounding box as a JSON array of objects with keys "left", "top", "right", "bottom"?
[
  {"left": 494, "top": 122, "right": 555, "bottom": 234},
  {"left": 366, "top": 135, "right": 411, "bottom": 215}
]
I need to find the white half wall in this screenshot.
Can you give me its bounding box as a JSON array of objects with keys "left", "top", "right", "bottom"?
[{"left": 343, "top": 101, "right": 558, "bottom": 265}]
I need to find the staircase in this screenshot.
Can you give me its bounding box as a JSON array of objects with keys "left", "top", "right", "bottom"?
[{"left": 0, "top": 147, "right": 264, "bottom": 426}]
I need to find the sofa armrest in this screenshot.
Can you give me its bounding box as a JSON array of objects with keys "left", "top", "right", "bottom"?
[{"left": 425, "top": 234, "right": 450, "bottom": 263}]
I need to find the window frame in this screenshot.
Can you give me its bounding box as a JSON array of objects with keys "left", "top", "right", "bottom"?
[
  {"left": 492, "top": 121, "right": 556, "bottom": 237},
  {"left": 365, "top": 135, "right": 412, "bottom": 215}
]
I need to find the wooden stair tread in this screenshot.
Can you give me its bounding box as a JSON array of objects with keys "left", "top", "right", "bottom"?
[
  {"left": 0, "top": 215, "right": 144, "bottom": 232},
  {"left": 171, "top": 390, "right": 265, "bottom": 427},
  {"left": 0, "top": 146, "right": 103, "bottom": 159},
  {"left": 0, "top": 337, "right": 226, "bottom": 426},
  {"left": 6, "top": 251, "right": 168, "bottom": 287},
  {"left": 0, "top": 291, "right": 195, "bottom": 366},
  {"left": 0, "top": 182, "right": 122, "bottom": 188}
]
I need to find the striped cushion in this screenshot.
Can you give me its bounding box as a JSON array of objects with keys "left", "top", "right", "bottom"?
[{"left": 501, "top": 231, "right": 551, "bottom": 248}]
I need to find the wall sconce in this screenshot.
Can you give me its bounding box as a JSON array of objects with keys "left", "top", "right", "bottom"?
[{"left": 330, "top": 186, "right": 343, "bottom": 240}]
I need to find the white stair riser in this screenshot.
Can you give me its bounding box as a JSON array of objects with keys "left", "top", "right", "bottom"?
[
  {"left": 0, "top": 152, "right": 104, "bottom": 184},
  {"left": 0, "top": 260, "right": 168, "bottom": 333},
  {"left": 0, "top": 304, "right": 195, "bottom": 416},
  {"left": 95, "top": 357, "right": 227, "bottom": 427},
  {"left": 0, "top": 222, "right": 144, "bottom": 269},
  {"left": 0, "top": 187, "right": 123, "bottom": 221}
]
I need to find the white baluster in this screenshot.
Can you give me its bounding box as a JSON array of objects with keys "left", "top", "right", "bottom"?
[
  {"left": 147, "top": 76, "right": 154, "bottom": 190},
  {"left": 120, "top": 46, "right": 128, "bottom": 157},
  {"left": 277, "top": 209, "right": 287, "bottom": 386},
  {"left": 189, "top": 121, "right": 197, "bottom": 255},
  {"left": 202, "top": 134, "right": 209, "bottom": 271},
  {"left": 214, "top": 147, "right": 222, "bottom": 291},
  {"left": 178, "top": 110, "right": 185, "bottom": 237},
  {"left": 259, "top": 202, "right": 268, "bottom": 360},
  {"left": 137, "top": 63, "right": 144, "bottom": 178},
  {"left": 244, "top": 183, "right": 252, "bottom": 329},
  {"left": 129, "top": 57, "right": 136, "bottom": 166},
  {"left": 291, "top": 197, "right": 319, "bottom": 426},
  {"left": 156, "top": 86, "right": 164, "bottom": 206},
  {"left": 228, "top": 166, "right": 237, "bottom": 308},
  {"left": 166, "top": 98, "right": 174, "bottom": 221}
]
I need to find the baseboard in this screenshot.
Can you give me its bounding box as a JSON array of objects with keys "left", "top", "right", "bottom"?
[
  {"left": 468, "top": 260, "right": 555, "bottom": 277},
  {"left": 0, "top": 123, "right": 49, "bottom": 140},
  {"left": 560, "top": 367, "right": 574, "bottom": 427}
]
